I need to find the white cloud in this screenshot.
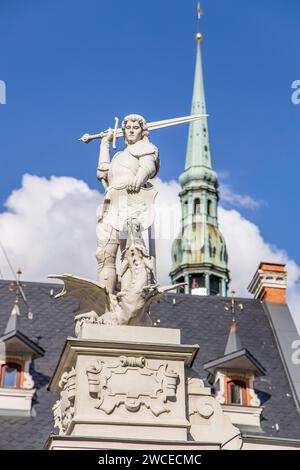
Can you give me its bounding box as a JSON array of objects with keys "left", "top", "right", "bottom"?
[
  {"left": 153, "top": 178, "right": 181, "bottom": 284},
  {"left": 0, "top": 174, "right": 102, "bottom": 281},
  {"left": 219, "top": 183, "right": 261, "bottom": 209},
  {"left": 0, "top": 174, "right": 299, "bottom": 331}
]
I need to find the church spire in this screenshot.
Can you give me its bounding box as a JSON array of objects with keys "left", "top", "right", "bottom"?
[
  {"left": 170, "top": 3, "right": 230, "bottom": 297},
  {"left": 185, "top": 5, "right": 212, "bottom": 171}
]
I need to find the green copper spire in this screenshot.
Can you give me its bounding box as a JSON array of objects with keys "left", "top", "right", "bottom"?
[
  {"left": 170, "top": 7, "right": 230, "bottom": 297},
  {"left": 185, "top": 36, "right": 212, "bottom": 171},
  {"left": 179, "top": 32, "right": 216, "bottom": 191}
]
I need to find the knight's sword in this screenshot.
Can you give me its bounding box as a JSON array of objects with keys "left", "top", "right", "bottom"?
[{"left": 79, "top": 114, "right": 208, "bottom": 147}]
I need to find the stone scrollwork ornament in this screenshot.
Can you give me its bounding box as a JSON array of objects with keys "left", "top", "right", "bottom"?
[
  {"left": 86, "top": 356, "right": 179, "bottom": 417},
  {"left": 52, "top": 367, "right": 76, "bottom": 435},
  {"left": 23, "top": 372, "right": 35, "bottom": 390}
]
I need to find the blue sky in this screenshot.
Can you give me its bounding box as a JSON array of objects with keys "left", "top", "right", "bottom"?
[{"left": 0, "top": 0, "right": 300, "bottom": 268}]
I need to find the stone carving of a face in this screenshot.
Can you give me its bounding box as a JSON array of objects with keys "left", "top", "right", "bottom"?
[{"left": 124, "top": 120, "right": 143, "bottom": 145}]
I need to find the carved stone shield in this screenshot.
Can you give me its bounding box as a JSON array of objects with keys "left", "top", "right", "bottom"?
[{"left": 106, "top": 184, "right": 158, "bottom": 232}]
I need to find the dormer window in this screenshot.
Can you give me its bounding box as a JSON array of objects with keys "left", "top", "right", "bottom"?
[
  {"left": 0, "top": 299, "right": 44, "bottom": 416},
  {"left": 227, "top": 379, "right": 247, "bottom": 405},
  {"left": 0, "top": 362, "right": 22, "bottom": 389},
  {"left": 204, "top": 341, "right": 265, "bottom": 432}
]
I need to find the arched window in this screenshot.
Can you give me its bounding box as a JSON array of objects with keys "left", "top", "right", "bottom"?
[
  {"left": 220, "top": 238, "right": 224, "bottom": 261},
  {"left": 194, "top": 198, "right": 201, "bottom": 215},
  {"left": 207, "top": 200, "right": 212, "bottom": 216},
  {"left": 0, "top": 363, "right": 22, "bottom": 389},
  {"left": 184, "top": 201, "right": 188, "bottom": 216},
  {"left": 227, "top": 379, "right": 247, "bottom": 405}
]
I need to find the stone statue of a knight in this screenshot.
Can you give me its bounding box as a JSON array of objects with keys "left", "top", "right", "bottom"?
[
  {"left": 96, "top": 114, "right": 160, "bottom": 293},
  {"left": 50, "top": 113, "right": 203, "bottom": 326}
]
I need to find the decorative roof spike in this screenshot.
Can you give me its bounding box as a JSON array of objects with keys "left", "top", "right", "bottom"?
[
  {"left": 7, "top": 268, "right": 33, "bottom": 323},
  {"left": 9, "top": 268, "right": 23, "bottom": 305},
  {"left": 224, "top": 289, "right": 243, "bottom": 355}
]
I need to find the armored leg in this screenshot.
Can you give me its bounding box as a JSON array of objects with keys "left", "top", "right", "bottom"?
[{"left": 96, "top": 218, "right": 119, "bottom": 293}]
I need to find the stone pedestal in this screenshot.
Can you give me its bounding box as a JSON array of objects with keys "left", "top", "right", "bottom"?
[
  {"left": 45, "top": 324, "right": 241, "bottom": 450},
  {"left": 45, "top": 325, "right": 206, "bottom": 449}
]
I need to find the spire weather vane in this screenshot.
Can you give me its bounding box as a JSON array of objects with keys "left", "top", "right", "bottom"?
[
  {"left": 197, "top": 2, "right": 202, "bottom": 21},
  {"left": 224, "top": 289, "right": 243, "bottom": 323},
  {"left": 196, "top": 2, "right": 204, "bottom": 42},
  {"left": 8, "top": 269, "right": 33, "bottom": 319}
]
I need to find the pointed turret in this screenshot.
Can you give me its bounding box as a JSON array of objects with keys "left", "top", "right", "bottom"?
[
  {"left": 224, "top": 320, "right": 242, "bottom": 355},
  {"left": 170, "top": 5, "right": 230, "bottom": 296},
  {"left": 224, "top": 289, "right": 242, "bottom": 354},
  {"left": 4, "top": 302, "right": 20, "bottom": 335},
  {"left": 0, "top": 271, "right": 44, "bottom": 360}
]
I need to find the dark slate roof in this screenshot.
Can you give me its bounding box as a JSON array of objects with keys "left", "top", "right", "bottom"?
[
  {"left": 0, "top": 279, "right": 300, "bottom": 449},
  {"left": 0, "top": 280, "right": 76, "bottom": 450},
  {"left": 151, "top": 295, "right": 300, "bottom": 440}
]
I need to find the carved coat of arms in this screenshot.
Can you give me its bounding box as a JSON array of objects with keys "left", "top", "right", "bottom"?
[{"left": 86, "top": 356, "right": 179, "bottom": 417}]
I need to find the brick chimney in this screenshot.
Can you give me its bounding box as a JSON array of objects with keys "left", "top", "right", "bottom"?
[{"left": 248, "top": 262, "right": 287, "bottom": 303}]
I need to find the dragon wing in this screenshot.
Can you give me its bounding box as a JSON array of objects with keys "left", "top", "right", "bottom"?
[
  {"left": 145, "top": 282, "right": 186, "bottom": 309},
  {"left": 157, "top": 283, "right": 185, "bottom": 294},
  {"left": 48, "top": 274, "right": 112, "bottom": 317}
]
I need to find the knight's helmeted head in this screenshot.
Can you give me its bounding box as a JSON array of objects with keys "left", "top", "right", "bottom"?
[{"left": 122, "top": 114, "right": 149, "bottom": 145}]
